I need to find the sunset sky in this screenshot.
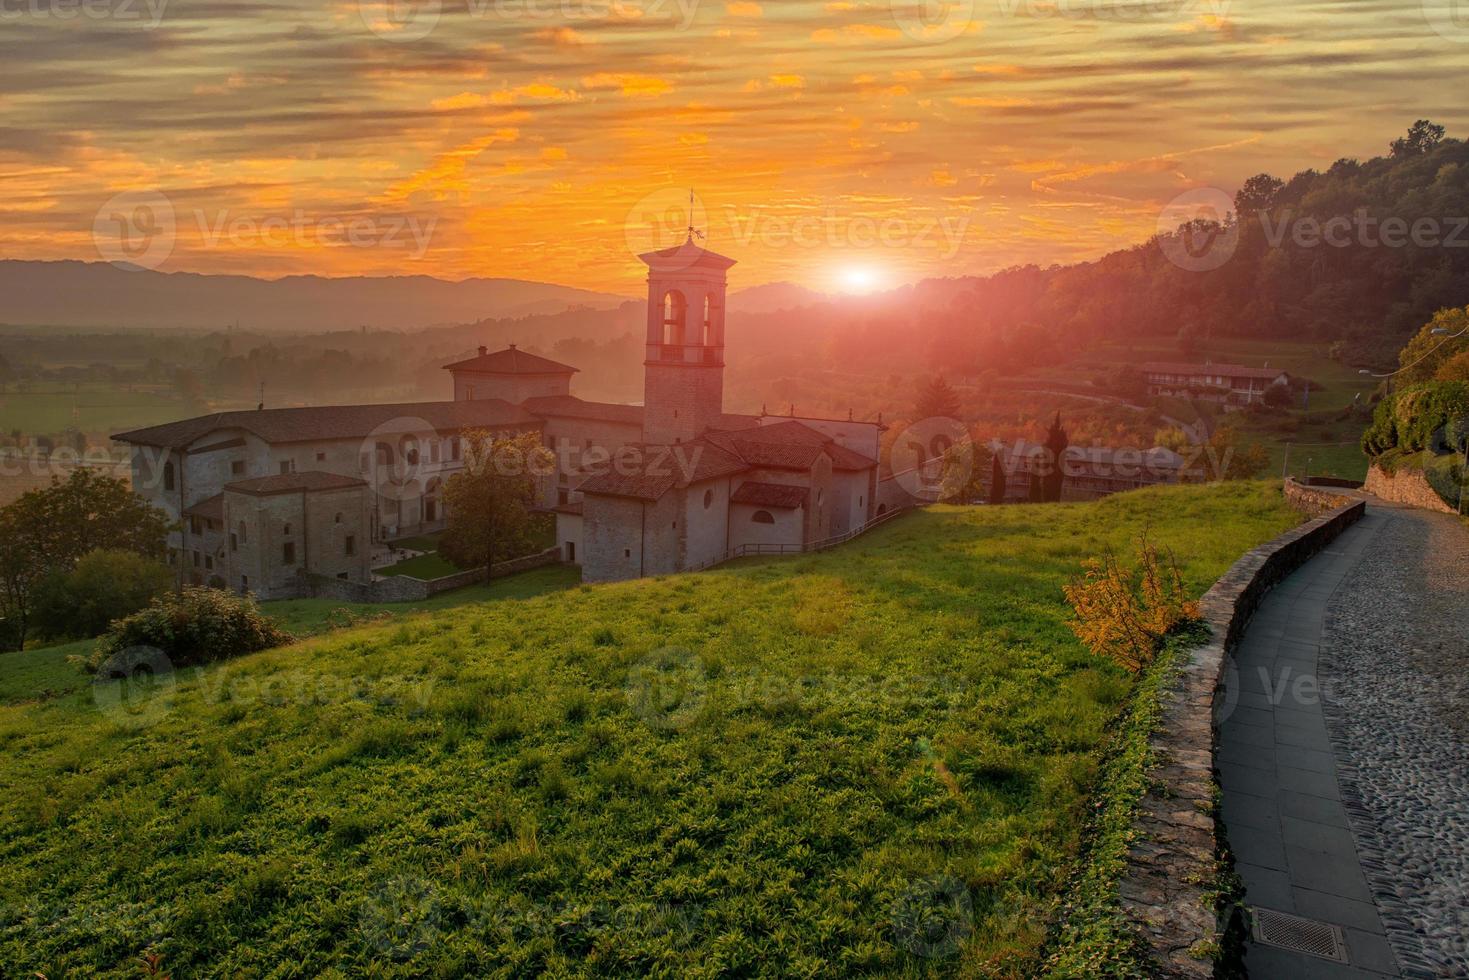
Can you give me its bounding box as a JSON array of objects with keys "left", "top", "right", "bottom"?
[{"left": 2, "top": 0, "right": 1466, "bottom": 292}]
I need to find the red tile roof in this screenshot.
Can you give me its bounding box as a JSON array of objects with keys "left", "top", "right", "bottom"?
[
  {"left": 576, "top": 441, "right": 748, "bottom": 501},
  {"left": 113, "top": 400, "right": 541, "bottom": 449},
  {"left": 224, "top": 471, "right": 367, "bottom": 496},
  {"left": 522, "top": 395, "right": 645, "bottom": 425},
  {"left": 183, "top": 492, "right": 224, "bottom": 520},
  {"left": 730, "top": 481, "right": 807, "bottom": 508},
  {"left": 442, "top": 346, "right": 578, "bottom": 375},
  {"left": 578, "top": 420, "right": 877, "bottom": 501}
]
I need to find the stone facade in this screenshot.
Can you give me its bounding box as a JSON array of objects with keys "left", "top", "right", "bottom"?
[
  {"left": 223, "top": 478, "right": 372, "bottom": 599},
  {"left": 1363, "top": 463, "right": 1458, "bottom": 514}
]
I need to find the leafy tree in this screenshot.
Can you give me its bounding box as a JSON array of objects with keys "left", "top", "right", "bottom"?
[
  {"left": 1390, "top": 119, "right": 1445, "bottom": 158},
  {"left": 0, "top": 470, "right": 170, "bottom": 651},
  {"left": 1262, "top": 382, "right": 1295, "bottom": 409},
  {"left": 1234, "top": 173, "right": 1285, "bottom": 214},
  {"left": 938, "top": 440, "right": 990, "bottom": 504},
  {"left": 32, "top": 549, "right": 173, "bottom": 641},
  {"left": 914, "top": 375, "right": 962, "bottom": 420},
  {"left": 1202, "top": 426, "right": 1271, "bottom": 480},
  {"left": 1434, "top": 349, "right": 1469, "bottom": 382},
  {"left": 1396, "top": 306, "right": 1469, "bottom": 383},
  {"left": 1153, "top": 426, "right": 1192, "bottom": 454},
  {"left": 440, "top": 429, "right": 548, "bottom": 577}
]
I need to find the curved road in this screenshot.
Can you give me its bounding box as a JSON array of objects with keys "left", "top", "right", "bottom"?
[{"left": 1217, "top": 496, "right": 1469, "bottom": 979}]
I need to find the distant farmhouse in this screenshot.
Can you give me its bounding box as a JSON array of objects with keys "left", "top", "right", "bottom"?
[
  {"left": 116, "top": 238, "right": 896, "bottom": 596},
  {"left": 1139, "top": 360, "right": 1290, "bottom": 407}
]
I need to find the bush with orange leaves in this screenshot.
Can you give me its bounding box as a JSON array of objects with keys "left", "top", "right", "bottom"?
[{"left": 1064, "top": 535, "right": 1202, "bottom": 672}]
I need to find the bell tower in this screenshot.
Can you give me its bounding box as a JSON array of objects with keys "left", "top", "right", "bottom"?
[{"left": 639, "top": 236, "right": 736, "bottom": 445}]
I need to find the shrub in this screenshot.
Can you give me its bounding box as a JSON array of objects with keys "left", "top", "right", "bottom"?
[
  {"left": 85, "top": 586, "right": 292, "bottom": 673},
  {"left": 31, "top": 549, "right": 174, "bottom": 641},
  {"left": 1064, "top": 536, "right": 1200, "bottom": 672}
]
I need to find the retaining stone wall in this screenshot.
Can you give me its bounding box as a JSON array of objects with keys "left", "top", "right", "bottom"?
[
  {"left": 1364, "top": 464, "right": 1457, "bottom": 514},
  {"left": 1118, "top": 487, "right": 1366, "bottom": 976},
  {"left": 302, "top": 547, "right": 562, "bottom": 603}
]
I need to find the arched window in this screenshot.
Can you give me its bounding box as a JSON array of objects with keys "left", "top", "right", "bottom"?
[
  {"left": 334, "top": 512, "right": 343, "bottom": 524},
  {"left": 702, "top": 294, "right": 713, "bottom": 345},
  {"left": 163, "top": 460, "right": 175, "bottom": 491},
  {"left": 662, "top": 290, "right": 687, "bottom": 345},
  {"left": 877, "top": 503, "right": 888, "bottom": 516},
  {"left": 751, "top": 510, "right": 775, "bottom": 524}
]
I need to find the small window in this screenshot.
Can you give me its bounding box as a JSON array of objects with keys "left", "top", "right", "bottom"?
[
  {"left": 751, "top": 510, "right": 775, "bottom": 524},
  {"left": 231, "top": 460, "right": 245, "bottom": 476},
  {"left": 316, "top": 452, "right": 326, "bottom": 462},
  {"left": 283, "top": 523, "right": 292, "bottom": 535},
  {"left": 279, "top": 460, "right": 293, "bottom": 475},
  {"left": 238, "top": 520, "right": 247, "bottom": 544},
  {"left": 859, "top": 495, "right": 864, "bottom": 507},
  {"left": 230, "top": 533, "right": 238, "bottom": 552},
  {"left": 703, "top": 489, "right": 713, "bottom": 509},
  {"left": 334, "top": 512, "right": 343, "bottom": 524},
  {"left": 337, "top": 571, "right": 349, "bottom": 580},
  {"left": 624, "top": 548, "right": 631, "bottom": 558},
  {"left": 163, "top": 461, "right": 175, "bottom": 491},
  {"left": 450, "top": 437, "right": 461, "bottom": 462},
  {"left": 672, "top": 521, "right": 677, "bottom": 529},
  {"left": 283, "top": 542, "right": 295, "bottom": 564},
  {"left": 241, "top": 575, "right": 249, "bottom": 590},
  {"left": 192, "top": 551, "right": 201, "bottom": 567},
  {"left": 558, "top": 488, "right": 569, "bottom": 505},
  {"left": 204, "top": 555, "right": 213, "bottom": 570},
  {"left": 345, "top": 535, "right": 355, "bottom": 557}
]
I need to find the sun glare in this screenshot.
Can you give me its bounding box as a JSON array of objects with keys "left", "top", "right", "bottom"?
[{"left": 839, "top": 266, "right": 881, "bottom": 293}]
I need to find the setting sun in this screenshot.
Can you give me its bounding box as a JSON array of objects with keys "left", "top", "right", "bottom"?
[{"left": 838, "top": 266, "right": 882, "bottom": 293}]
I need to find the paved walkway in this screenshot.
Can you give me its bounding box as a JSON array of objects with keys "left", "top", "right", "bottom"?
[{"left": 1218, "top": 499, "right": 1469, "bottom": 979}]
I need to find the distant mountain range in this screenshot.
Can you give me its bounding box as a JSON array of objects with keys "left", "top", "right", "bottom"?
[{"left": 0, "top": 261, "right": 633, "bottom": 331}]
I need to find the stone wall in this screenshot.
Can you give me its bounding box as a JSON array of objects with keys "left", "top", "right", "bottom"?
[
  {"left": 1119, "top": 488, "right": 1366, "bottom": 977},
  {"left": 1283, "top": 476, "right": 1355, "bottom": 514},
  {"left": 1363, "top": 464, "right": 1457, "bottom": 514},
  {"left": 302, "top": 546, "right": 562, "bottom": 603}
]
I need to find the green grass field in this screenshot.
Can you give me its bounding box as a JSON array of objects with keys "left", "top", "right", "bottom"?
[
  {"left": 0, "top": 484, "right": 1300, "bottom": 977},
  {"left": 0, "top": 382, "right": 199, "bottom": 436}
]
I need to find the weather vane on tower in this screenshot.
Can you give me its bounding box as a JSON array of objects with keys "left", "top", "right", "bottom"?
[{"left": 685, "top": 188, "right": 705, "bottom": 244}]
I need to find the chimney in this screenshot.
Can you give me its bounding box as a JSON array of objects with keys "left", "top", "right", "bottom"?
[{"left": 477, "top": 345, "right": 487, "bottom": 356}]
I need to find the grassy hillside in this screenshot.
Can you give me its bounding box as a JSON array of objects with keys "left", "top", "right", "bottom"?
[{"left": 0, "top": 483, "right": 1299, "bottom": 977}]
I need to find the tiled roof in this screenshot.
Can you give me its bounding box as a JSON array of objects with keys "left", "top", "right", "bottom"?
[
  {"left": 224, "top": 471, "right": 367, "bottom": 496},
  {"left": 705, "top": 420, "right": 879, "bottom": 472},
  {"left": 578, "top": 420, "right": 877, "bottom": 502},
  {"left": 184, "top": 492, "right": 224, "bottom": 520},
  {"left": 113, "top": 400, "right": 540, "bottom": 449},
  {"left": 443, "top": 346, "right": 578, "bottom": 375},
  {"left": 1139, "top": 361, "right": 1287, "bottom": 381},
  {"left": 730, "top": 481, "right": 807, "bottom": 508},
  {"left": 576, "top": 440, "right": 747, "bottom": 501},
  {"left": 522, "top": 395, "right": 644, "bottom": 425}
]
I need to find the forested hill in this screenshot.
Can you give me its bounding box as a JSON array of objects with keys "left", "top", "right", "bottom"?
[{"left": 735, "top": 122, "right": 1469, "bottom": 377}]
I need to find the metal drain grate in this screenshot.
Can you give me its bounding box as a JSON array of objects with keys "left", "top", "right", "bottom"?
[{"left": 1251, "top": 907, "right": 1349, "bottom": 963}]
